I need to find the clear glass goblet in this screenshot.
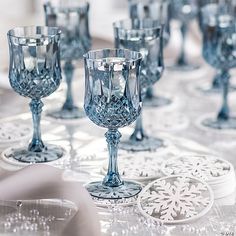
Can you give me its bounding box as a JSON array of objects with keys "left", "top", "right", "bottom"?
[
  {"left": 113, "top": 19, "right": 165, "bottom": 151},
  {"left": 201, "top": 3, "right": 236, "bottom": 129},
  {"left": 83, "top": 48, "right": 143, "bottom": 200},
  {"left": 128, "top": 0, "right": 172, "bottom": 108},
  {"left": 198, "top": 0, "right": 235, "bottom": 94},
  {"left": 6, "top": 26, "right": 64, "bottom": 163},
  {"left": 170, "top": 0, "right": 199, "bottom": 71},
  {"left": 44, "top": 0, "right": 91, "bottom": 120}
]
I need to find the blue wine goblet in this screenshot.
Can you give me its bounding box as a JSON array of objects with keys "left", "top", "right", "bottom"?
[
  {"left": 6, "top": 26, "right": 64, "bottom": 163},
  {"left": 84, "top": 48, "right": 143, "bottom": 200},
  {"left": 198, "top": 0, "right": 236, "bottom": 94},
  {"left": 113, "top": 19, "right": 164, "bottom": 151},
  {"left": 201, "top": 3, "right": 236, "bottom": 129},
  {"left": 170, "top": 0, "right": 199, "bottom": 71},
  {"left": 128, "top": 0, "right": 172, "bottom": 108},
  {"left": 44, "top": 0, "right": 91, "bottom": 120}
]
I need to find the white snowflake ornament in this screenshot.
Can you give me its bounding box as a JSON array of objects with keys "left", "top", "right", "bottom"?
[{"left": 137, "top": 175, "right": 213, "bottom": 224}]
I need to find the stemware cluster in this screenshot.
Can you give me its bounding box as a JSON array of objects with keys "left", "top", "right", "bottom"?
[{"left": 1, "top": 0, "right": 236, "bottom": 215}]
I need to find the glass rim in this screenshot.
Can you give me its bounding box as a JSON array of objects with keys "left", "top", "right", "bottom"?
[
  {"left": 83, "top": 48, "right": 143, "bottom": 63},
  {"left": 44, "top": 0, "right": 89, "bottom": 11},
  {"left": 113, "top": 19, "right": 163, "bottom": 32},
  {"left": 7, "top": 26, "right": 61, "bottom": 40}
]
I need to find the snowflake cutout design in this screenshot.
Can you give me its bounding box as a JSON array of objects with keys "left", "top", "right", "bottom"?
[
  {"left": 138, "top": 176, "right": 213, "bottom": 224},
  {"left": 162, "top": 155, "right": 232, "bottom": 182},
  {"left": 102, "top": 154, "right": 164, "bottom": 181}
]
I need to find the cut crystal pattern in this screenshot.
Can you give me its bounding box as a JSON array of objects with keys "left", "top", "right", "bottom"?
[
  {"left": 84, "top": 49, "right": 143, "bottom": 201},
  {"left": 114, "top": 20, "right": 164, "bottom": 92},
  {"left": 7, "top": 26, "right": 63, "bottom": 163},
  {"left": 85, "top": 95, "right": 140, "bottom": 129},
  {"left": 138, "top": 176, "right": 213, "bottom": 224},
  {"left": 8, "top": 28, "right": 62, "bottom": 99}
]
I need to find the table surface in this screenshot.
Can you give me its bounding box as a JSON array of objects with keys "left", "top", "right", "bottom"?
[{"left": 0, "top": 37, "right": 236, "bottom": 236}]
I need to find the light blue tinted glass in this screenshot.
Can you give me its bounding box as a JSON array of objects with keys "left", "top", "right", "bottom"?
[{"left": 113, "top": 19, "right": 164, "bottom": 92}]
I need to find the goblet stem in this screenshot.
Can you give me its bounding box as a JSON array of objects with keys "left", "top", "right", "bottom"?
[
  {"left": 177, "top": 22, "right": 188, "bottom": 66},
  {"left": 146, "top": 87, "right": 154, "bottom": 100},
  {"left": 212, "top": 70, "right": 221, "bottom": 89},
  {"left": 217, "top": 70, "right": 230, "bottom": 120},
  {"left": 103, "top": 129, "right": 123, "bottom": 187},
  {"left": 130, "top": 112, "right": 146, "bottom": 142},
  {"left": 28, "top": 99, "right": 44, "bottom": 152},
  {"left": 62, "top": 60, "right": 74, "bottom": 111}
]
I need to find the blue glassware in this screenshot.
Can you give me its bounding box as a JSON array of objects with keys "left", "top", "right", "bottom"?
[
  {"left": 128, "top": 0, "right": 170, "bottom": 46},
  {"left": 7, "top": 26, "right": 64, "bottom": 163},
  {"left": 170, "top": 0, "right": 199, "bottom": 71},
  {"left": 44, "top": 0, "right": 91, "bottom": 119},
  {"left": 198, "top": 0, "right": 235, "bottom": 94},
  {"left": 128, "top": 0, "right": 172, "bottom": 108},
  {"left": 201, "top": 3, "right": 236, "bottom": 129},
  {"left": 84, "top": 48, "right": 143, "bottom": 199},
  {"left": 113, "top": 19, "right": 164, "bottom": 151}
]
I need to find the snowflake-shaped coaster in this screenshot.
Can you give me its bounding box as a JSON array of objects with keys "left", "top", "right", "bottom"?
[
  {"left": 0, "top": 122, "right": 31, "bottom": 146},
  {"left": 161, "top": 155, "right": 235, "bottom": 199},
  {"left": 137, "top": 175, "right": 214, "bottom": 224},
  {"left": 161, "top": 155, "right": 236, "bottom": 199},
  {"left": 161, "top": 155, "right": 235, "bottom": 184},
  {"left": 101, "top": 153, "right": 164, "bottom": 182}
]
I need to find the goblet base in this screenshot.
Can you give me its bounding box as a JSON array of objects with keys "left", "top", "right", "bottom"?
[
  {"left": 196, "top": 83, "right": 236, "bottom": 95},
  {"left": 202, "top": 117, "right": 236, "bottom": 130},
  {"left": 168, "top": 63, "right": 199, "bottom": 72},
  {"left": 144, "top": 95, "right": 172, "bottom": 108},
  {"left": 86, "top": 180, "right": 142, "bottom": 200},
  {"left": 120, "top": 137, "right": 164, "bottom": 152},
  {"left": 3, "top": 144, "right": 65, "bottom": 163},
  {"left": 47, "top": 106, "right": 85, "bottom": 120}
]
